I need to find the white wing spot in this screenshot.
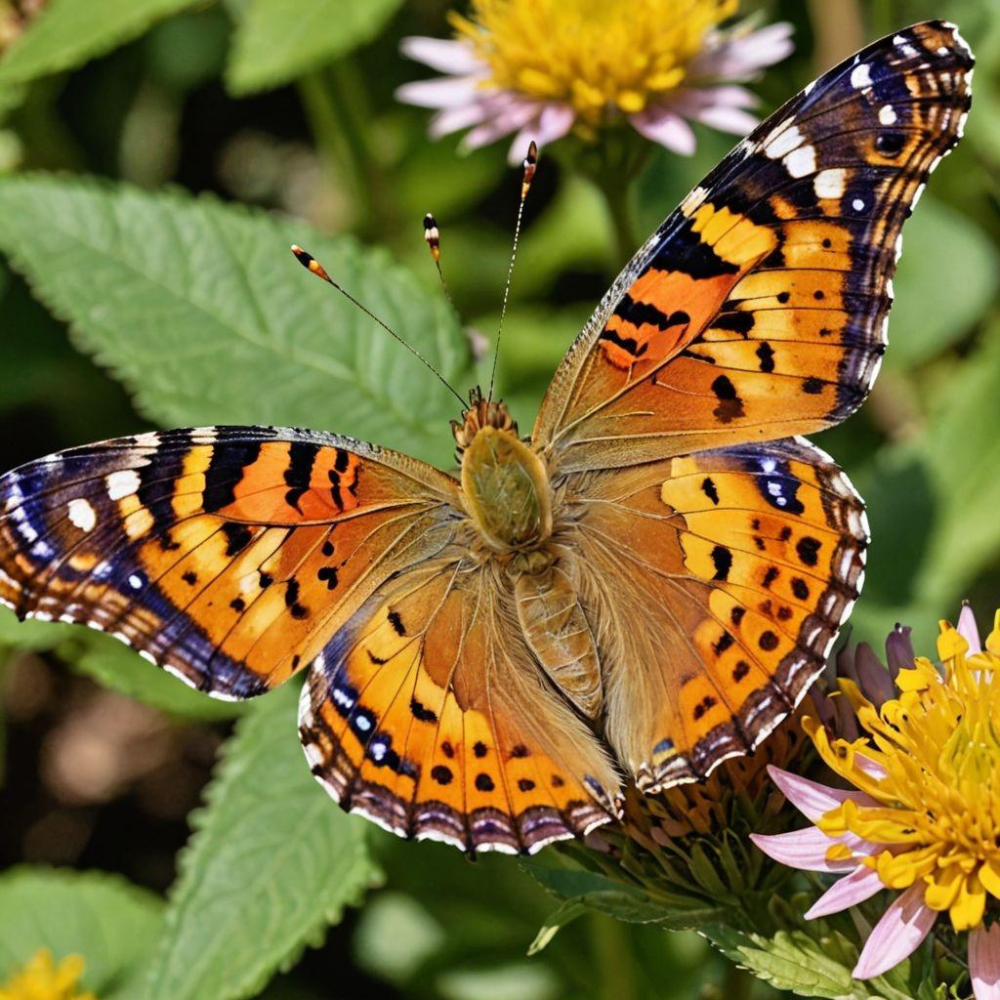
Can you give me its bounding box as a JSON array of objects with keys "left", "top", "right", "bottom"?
[
  {"left": 783, "top": 144, "right": 816, "bottom": 179},
  {"left": 764, "top": 123, "right": 803, "bottom": 160},
  {"left": 107, "top": 469, "right": 141, "bottom": 501},
  {"left": 128, "top": 574, "right": 144, "bottom": 590},
  {"left": 852, "top": 198, "right": 866, "bottom": 212},
  {"left": 850, "top": 64, "right": 872, "bottom": 89},
  {"left": 813, "top": 168, "right": 846, "bottom": 200},
  {"left": 879, "top": 105, "right": 898, "bottom": 126},
  {"left": 68, "top": 498, "right": 97, "bottom": 533}
]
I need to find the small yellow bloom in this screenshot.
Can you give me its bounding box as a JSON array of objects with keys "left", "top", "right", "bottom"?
[
  {"left": 809, "top": 611, "right": 1000, "bottom": 934},
  {"left": 451, "top": 0, "right": 736, "bottom": 125},
  {"left": 0, "top": 950, "right": 95, "bottom": 1000}
]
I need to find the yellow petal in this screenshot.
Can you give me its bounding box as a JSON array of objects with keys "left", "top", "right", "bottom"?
[
  {"left": 979, "top": 858, "right": 1000, "bottom": 898},
  {"left": 924, "top": 864, "right": 963, "bottom": 911},
  {"left": 950, "top": 874, "right": 987, "bottom": 931}
]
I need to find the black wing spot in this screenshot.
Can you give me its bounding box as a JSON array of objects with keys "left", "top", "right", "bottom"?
[
  {"left": 517, "top": 778, "right": 536, "bottom": 792},
  {"left": 431, "top": 765, "right": 453, "bottom": 785},
  {"left": 221, "top": 522, "right": 254, "bottom": 557},
  {"left": 710, "top": 545, "right": 733, "bottom": 581},
  {"left": 713, "top": 631, "right": 735, "bottom": 656},
  {"left": 876, "top": 132, "right": 906, "bottom": 157},
  {"left": 473, "top": 741, "right": 488, "bottom": 758},
  {"left": 693, "top": 695, "right": 717, "bottom": 720},
  {"left": 791, "top": 577, "right": 810, "bottom": 600},
  {"left": 701, "top": 477, "right": 720, "bottom": 505},
  {"left": 387, "top": 610, "right": 405, "bottom": 635},
  {"left": 317, "top": 566, "right": 339, "bottom": 590},
  {"left": 762, "top": 566, "right": 780, "bottom": 589},
  {"left": 229, "top": 597, "right": 246, "bottom": 612},
  {"left": 796, "top": 536, "right": 822, "bottom": 567},
  {"left": 802, "top": 377, "right": 824, "bottom": 394},
  {"left": 733, "top": 660, "right": 751, "bottom": 682},
  {"left": 410, "top": 697, "right": 438, "bottom": 723},
  {"left": 755, "top": 342, "right": 775, "bottom": 373},
  {"left": 475, "top": 773, "right": 495, "bottom": 792},
  {"left": 711, "top": 375, "right": 745, "bottom": 423},
  {"left": 759, "top": 630, "right": 780, "bottom": 651},
  {"left": 776, "top": 291, "right": 791, "bottom": 304},
  {"left": 182, "top": 571, "right": 198, "bottom": 585},
  {"left": 731, "top": 606, "right": 746, "bottom": 627}
]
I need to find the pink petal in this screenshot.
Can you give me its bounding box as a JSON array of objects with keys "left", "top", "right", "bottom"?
[
  {"left": 853, "top": 754, "right": 888, "bottom": 781},
  {"left": 805, "top": 865, "right": 885, "bottom": 919},
  {"left": 853, "top": 884, "right": 937, "bottom": 979},
  {"left": 751, "top": 828, "right": 860, "bottom": 873},
  {"left": 767, "top": 765, "right": 879, "bottom": 822},
  {"left": 461, "top": 98, "right": 538, "bottom": 151},
  {"left": 506, "top": 102, "right": 576, "bottom": 164},
  {"left": 690, "top": 20, "right": 795, "bottom": 82},
  {"left": 693, "top": 105, "right": 759, "bottom": 135},
  {"left": 428, "top": 101, "right": 493, "bottom": 138},
  {"left": 970, "top": 923, "right": 1000, "bottom": 1000},
  {"left": 629, "top": 108, "right": 696, "bottom": 156},
  {"left": 959, "top": 602, "right": 984, "bottom": 655},
  {"left": 400, "top": 36, "right": 484, "bottom": 76},
  {"left": 395, "top": 75, "right": 485, "bottom": 109}
]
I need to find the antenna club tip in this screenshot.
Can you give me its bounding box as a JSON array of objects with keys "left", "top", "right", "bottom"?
[
  {"left": 527, "top": 139, "right": 538, "bottom": 160},
  {"left": 290, "top": 243, "right": 303, "bottom": 253},
  {"left": 423, "top": 213, "right": 436, "bottom": 227}
]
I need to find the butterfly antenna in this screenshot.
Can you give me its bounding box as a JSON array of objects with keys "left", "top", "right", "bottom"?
[
  {"left": 291, "top": 245, "right": 467, "bottom": 409},
  {"left": 488, "top": 140, "right": 537, "bottom": 403},
  {"left": 423, "top": 212, "right": 456, "bottom": 311}
]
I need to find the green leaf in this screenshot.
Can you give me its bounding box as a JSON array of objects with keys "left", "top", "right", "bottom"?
[
  {"left": 0, "top": 174, "right": 469, "bottom": 468},
  {"left": 0, "top": 867, "right": 163, "bottom": 999},
  {"left": 705, "top": 925, "right": 867, "bottom": 999},
  {"left": 142, "top": 682, "right": 382, "bottom": 1000},
  {"left": 0, "top": 0, "right": 202, "bottom": 87},
  {"left": 0, "top": 606, "right": 75, "bottom": 651},
  {"left": 66, "top": 631, "right": 244, "bottom": 720},
  {"left": 888, "top": 196, "right": 1000, "bottom": 368},
  {"left": 226, "top": 0, "right": 404, "bottom": 96},
  {"left": 527, "top": 899, "right": 588, "bottom": 956}
]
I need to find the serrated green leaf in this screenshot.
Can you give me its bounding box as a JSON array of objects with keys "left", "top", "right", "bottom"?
[
  {"left": 0, "top": 867, "right": 163, "bottom": 999},
  {"left": 0, "top": 0, "right": 202, "bottom": 87},
  {"left": 225, "top": 0, "right": 404, "bottom": 96},
  {"left": 142, "top": 682, "right": 382, "bottom": 1000},
  {"left": 706, "top": 926, "right": 860, "bottom": 998},
  {"left": 888, "top": 196, "right": 999, "bottom": 368},
  {"left": 66, "top": 631, "right": 244, "bottom": 721},
  {"left": 0, "top": 174, "right": 469, "bottom": 468}
]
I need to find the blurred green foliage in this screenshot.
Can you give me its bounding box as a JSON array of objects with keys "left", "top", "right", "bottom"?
[{"left": 0, "top": 0, "right": 997, "bottom": 998}]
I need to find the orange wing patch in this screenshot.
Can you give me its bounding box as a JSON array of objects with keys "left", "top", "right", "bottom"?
[
  {"left": 534, "top": 21, "right": 973, "bottom": 472},
  {"left": 567, "top": 436, "right": 867, "bottom": 790},
  {"left": 300, "top": 563, "right": 618, "bottom": 854}
]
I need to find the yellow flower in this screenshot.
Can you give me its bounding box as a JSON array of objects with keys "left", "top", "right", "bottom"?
[
  {"left": 452, "top": 0, "right": 736, "bottom": 121},
  {"left": 753, "top": 606, "right": 1000, "bottom": 992},
  {"left": 0, "top": 950, "right": 95, "bottom": 1000},
  {"left": 811, "top": 613, "right": 1000, "bottom": 934},
  {"left": 397, "top": 0, "right": 793, "bottom": 161}
]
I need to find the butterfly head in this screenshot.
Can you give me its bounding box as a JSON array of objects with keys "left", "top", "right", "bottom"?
[{"left": 454, "top": 387, "right": 553, "bottom": 553}]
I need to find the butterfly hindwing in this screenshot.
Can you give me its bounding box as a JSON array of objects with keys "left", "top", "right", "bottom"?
[
  {"left": 534, "top": 20, "right": 973, "bottom": 471},
  {"left": 566, "top": 437, "right": 867, "bottom": 788},
  {"left": 300, "top": 558, "right": 618, "bottom": 853},
  {"left": 0, "top": 427, "right": 460, "bottom": 698}
]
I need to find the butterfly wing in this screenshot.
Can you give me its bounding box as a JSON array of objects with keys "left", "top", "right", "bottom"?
[
  {"left": 0, "top": 427, "right": 461, "bottom": 699},
  {"left": 566, "top": 437, "right": 866, "bottom": 788},
  {"left": 299, "top": 556, "right": 618, "bottom": 853},
  {"left": 533, "top": 21, "right": 973, "bottom": 472}
]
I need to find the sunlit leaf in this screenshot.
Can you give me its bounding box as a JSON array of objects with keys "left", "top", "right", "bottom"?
[
  {"left": 0, "top": 867, "right": 162, "bottom": 1000},
  {"left": 142, "top": 682, "right": 382, "bottom": 1000},
  {"left": 0, "top": 0, "right": 202, "bottom": 86},
  {"left": 226, "top": 0, "right": 404, "bottom": 96},
  {"left": 0, "top": 175, "right": 468, "bottom": 464}
]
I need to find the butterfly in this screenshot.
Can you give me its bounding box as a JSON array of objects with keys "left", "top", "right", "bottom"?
[{"left": 0, "top": 21, "right": 972, "bottom": 854}]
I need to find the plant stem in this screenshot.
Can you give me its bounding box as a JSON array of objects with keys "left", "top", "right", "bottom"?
[
  {"left": 590, "top": 914, "right": 636, "bottom": 1000},
  {"left": 720, "top": 960, "right": 756, "bottom": 1000}
]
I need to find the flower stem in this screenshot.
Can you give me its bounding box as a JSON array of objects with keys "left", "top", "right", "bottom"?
[{"left": 590, "top": 914, "right": 636, "bottom": 1000}]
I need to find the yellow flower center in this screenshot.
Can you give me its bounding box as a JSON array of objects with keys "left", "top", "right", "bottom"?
[
  {"left": 0, "top": 950, "right": 95, "bottom": 1000},
  {"left": 451, "top": 0, "right": 738, "bottom": 123},
  {"left": 806, "top": 613, "right": 1000, "bottom": 933}
]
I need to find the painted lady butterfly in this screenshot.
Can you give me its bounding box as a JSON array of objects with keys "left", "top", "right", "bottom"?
[{"left": 0, "top": 22, "right": 973, "bottom": 853}]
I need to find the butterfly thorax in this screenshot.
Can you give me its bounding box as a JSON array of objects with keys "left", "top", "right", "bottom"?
[{"left": 455, "top": 391, "right": 553, "bottom": 553}]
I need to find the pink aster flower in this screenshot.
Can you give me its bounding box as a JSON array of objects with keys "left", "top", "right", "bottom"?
[
  {"left": 396, "top": 0, "right": 794, "bottom": 163},
  {"left": 752, "top": 606, "right": 1000, "bottom": 998}
]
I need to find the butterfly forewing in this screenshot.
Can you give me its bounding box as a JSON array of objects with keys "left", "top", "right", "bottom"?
[
  {"left": 533, "top": 21, "right": 973, "bottom": 472},
  {"left": 0, "top": 427, "right": 460, "bottom": 698}
]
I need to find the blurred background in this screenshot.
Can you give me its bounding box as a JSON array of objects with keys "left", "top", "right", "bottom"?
[{"left": 0, "top": 1, "right": 997, "bottom": 997}]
